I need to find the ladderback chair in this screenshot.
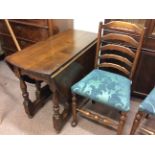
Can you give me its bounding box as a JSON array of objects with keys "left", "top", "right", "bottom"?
[
  {"left": 71, "top": 21, "right": 145, "bottom": 134},
  {"left": 130, "top": 87, "right": 155, "bottom": 135}
]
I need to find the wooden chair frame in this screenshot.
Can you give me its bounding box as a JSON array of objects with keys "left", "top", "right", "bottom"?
[
  {"left": 71, "top": 21, "right": 145, "bottom": 134},
  {"left": 130, "top": 111, "right": 155, "bottom": 135}
]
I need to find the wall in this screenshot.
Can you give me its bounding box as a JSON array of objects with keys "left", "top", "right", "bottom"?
[{"left": 74, "top": 19, "right": 105, "bottom": 33}]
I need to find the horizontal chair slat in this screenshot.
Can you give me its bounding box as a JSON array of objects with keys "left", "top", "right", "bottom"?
[
  {"left": 98, "top": 62, "right": 130, "bottom": 76},
  {"left": 102, "top": 33, "right": 139, "bottom": 47},
  {"left": 102, "top": 21, "right": 143, "bottom": 34},
  {"left": 77, "top": 108, "right": 118, "bottom": 130},
  {"left": 99, "top": 54, "right": 132, "bottom": 67},
  {"left": 100, "top": 44, "right": 135, "bottom": 58}
]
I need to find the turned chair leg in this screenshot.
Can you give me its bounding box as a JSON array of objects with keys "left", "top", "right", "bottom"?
[
  {"left": 117, "top": 112, "right": 127, "bottom": 135},
  {"left": 71, "top": 93, "right": 78, "bottom": 127},
  {"left": 130, "top": 111, "right": 145, "bottom": 135}
]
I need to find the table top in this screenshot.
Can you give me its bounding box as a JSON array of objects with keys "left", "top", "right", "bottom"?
[{"left": 6, "top": 29, "right": 97, "bottom": 77}]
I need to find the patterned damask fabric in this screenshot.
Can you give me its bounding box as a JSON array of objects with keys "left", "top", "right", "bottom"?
[
  {"left": 139, "top": 87, "right": 155, "bottom": 115},
  {"left": 71, "top": 69, "right": 131, "bottom": 112}
]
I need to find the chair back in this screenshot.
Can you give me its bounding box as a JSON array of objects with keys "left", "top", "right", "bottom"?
[{"left": 95, "top": 21, "right": 145, "bottom": 79}]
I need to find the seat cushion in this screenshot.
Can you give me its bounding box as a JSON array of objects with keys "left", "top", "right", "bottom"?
[
  {"left": 139, "top": 87, "right": 155, "bottom": 115},
  {"left": 71, "top": 69, "right": 131, "bottom": 112}
]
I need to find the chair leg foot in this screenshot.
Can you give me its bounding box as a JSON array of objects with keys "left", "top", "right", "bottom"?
[
  {"left": 117, "top": 112, "right": 127, "bottom": 135},
  {"left": 71, "top": 121, "right": 77, "bottom": 127},
  {"left": 130, "top": 111, "right": 144, "bottom": 135}
]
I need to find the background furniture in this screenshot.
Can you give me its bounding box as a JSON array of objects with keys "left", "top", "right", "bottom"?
[
  {"left": 0, "top": 19, "right": 73, "bottom": 56},
  {"left": 71, "top": 21, "right": 145, "bottom": 134},
  {"left": 130, "top": 87, "right": 155, "bottom": 135},
  {"left": 105, "top": 20, "right": 155, "bottom": 97},
  {"left": 5, "top": 30, "right": 97, "bottom": 133}
]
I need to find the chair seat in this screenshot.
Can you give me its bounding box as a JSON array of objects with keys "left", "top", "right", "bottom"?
[
  {"left": 71, "top": 69, "right": 131, "bottom": 112},
  {"left": 139, "top": 87, "right": 155, "bottom": 115}
]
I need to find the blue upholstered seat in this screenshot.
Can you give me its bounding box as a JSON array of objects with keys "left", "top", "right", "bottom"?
[
  {"left": 71, "top": 69, "right": 131, "bottom": 112},
  {"left": 139, "top": 87, "right": 155, "bottom": 115}
]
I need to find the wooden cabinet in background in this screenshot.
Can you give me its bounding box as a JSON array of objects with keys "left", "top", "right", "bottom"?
[
  {"left": 105, "top": 19, "right": 155, "bottom": 97},
  {"left": 0, "top": 19, "right": 73, "bottom": 55}
]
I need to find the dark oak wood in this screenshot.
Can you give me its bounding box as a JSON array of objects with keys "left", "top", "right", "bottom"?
[
  {"left": 105, "top": 19, "right": 155, "bottom": 97},
  {"left": 71, "top": 93, "right": 78, "bottom": 127},
  {"left": 117, "top": 112, "right": 127, "bottom": 135},
  {"left": 98, "top": 62, "right": 130, "bottom": 76},
  {"left": 4, "top": 19, "right": 21, "bottom": 51},
  {"left": 5, "top": 30, "right": 97, "bottom": 132},
  {"left": 19, "top": 74, "right": 34, "bottom": 117},
  {"left": 49, "top": 80, "right": 62, "bottom": 133},
  {"left": 35, "top": 81, "right": 41, "bottom": 100},
  {"left": 130, "top": 111, "right": 146, "bottom": 134},
  {"left": 103, "top": 21, "right": 144, "bottom": 34},
  {"left": 71, "top": 21, "right": 145, "bottom": 135},
  {"left": 132, "top": 51, "right": 155, "bottom": 96},
  {"left": 6, "top": 30, "right": 96, "bottom": 76},
  {"left": 102, "top": 33, "right": 139, "bottom": 47},
  {"left": 4, "top": 19, "right": 49, "bottom": 114},
  {"left": 100, "top": 44, "right": 135, "bottom": 58},
  {"left": 0, "top": 19, "right": 73, "bottom": 55},
  {"left": 76, "top": 108, "right": 118, "bottom": 130},
  {"left": 96, "top": 21, "right": 145, "bottom": 79},
  {"left": 99, "top": 54, "right": 133, "bottom": 67}
]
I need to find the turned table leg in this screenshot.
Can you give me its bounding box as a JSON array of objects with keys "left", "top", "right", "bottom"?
[
  {"left": 49, "top": 80, "right": 62, "bottom": 133},
  {"left": 35, "top": 81, "right": 41, "bottom": 100},
  {"left": 14, "top": 67, "right": 34, "bottom": 117},
  {"left": 71, "top": 93, "right": 78, "bottom": 127},
  {"left": 19, "top": 77, "right": 34, "bottom": 117}
]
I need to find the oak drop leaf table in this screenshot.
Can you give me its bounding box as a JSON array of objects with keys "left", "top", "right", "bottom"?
[{"left": 5, "top": 30, "right": 97, "bottom": 133}]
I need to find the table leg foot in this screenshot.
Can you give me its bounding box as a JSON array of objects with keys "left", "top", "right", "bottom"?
[
  {"left": 53, "top": 115, "right": 63, "bottom": 133},
  {"left": 20, "top": 77, "right": 34, "bottom": 117},
  {"left": 23, "top": 100, "right": 34, "bottom": 117}
]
